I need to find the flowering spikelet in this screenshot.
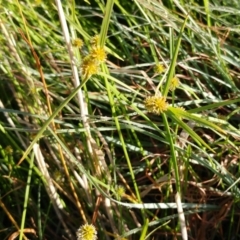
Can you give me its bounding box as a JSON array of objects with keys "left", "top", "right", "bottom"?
[
  {"left": 144, "top": 95, "right": 168, "bottom": 115},
  {"left": 5, "top": 145, "right": 13, "bottom": 154},
  {"left": 81, "top": 57, "right": 99, "bottom": 80},
  {"left": 76, "top": 223, "right": 97, "bottom": 240},
  {"left": 154, "top": 63, "right": 165, "bottom": 74},
  {"left": 178, "top": 106, "right": 185, "bottom": 111},
  {"left": 73, "top": 38, "right": 84, "bottom": 49},
  {"left": 79, "top": 34, "right": 107, "bottom": 80},
  {"left": 115, "top": 185, "right": 125, "bottom": 199},
  {"left": 90, "top": 47, "right": 107, "bottom": 63},
  {"left": 90, "top": 35, "right": 100, "bottom": 47},
  {"left": 169, "top": 76, "right": 180, "bottom": 91},
  {"left": 175, "top": 106, "right": 185, "bottom": 119}
]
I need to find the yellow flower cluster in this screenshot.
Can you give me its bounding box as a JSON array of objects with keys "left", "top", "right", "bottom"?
[
  {"left": 81, "top": 56, "right": 99, "bottom": 80},
  {"left": 90, "top": 47, "right": 107, "bottom": 63},
  {"left": 76, "top": 223, "right": 97, "bottom": 240},
  {"left": 73, "top": 38, "right": 84, "bottom": 49},
  {"left": 80, "top": 35, "right": 107, "bottom": 80},
  {"left": 154, "top": 63, "right": 165, "bottom": 74},
  {"left": 169, "top": 76, "right": 180, "bottom": 91},
  {"left": 90, "top": 35, "right": 100, "bottom": 47},
  {"left": 115, "top": 185, "right": 125, "bottom": 199},
  {"left": 144, "top": 95, "right": 168, "bottom": 115},
  {"left": 5, "top": 145, "right": 13, "bottom": 154}
]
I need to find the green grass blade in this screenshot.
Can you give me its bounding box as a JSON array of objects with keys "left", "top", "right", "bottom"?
[{"left": 163, "top": 15, "right": 189, "bottom": 96}]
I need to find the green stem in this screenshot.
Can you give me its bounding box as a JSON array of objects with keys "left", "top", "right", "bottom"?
[{"left": 162, "top": 113, "right": 181, "bottom": 194}]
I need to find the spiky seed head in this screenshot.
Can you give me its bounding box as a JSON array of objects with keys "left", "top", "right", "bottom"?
[
  {"left": 81, "top": 57, "right": 99, "bottom": 80},
  {"left": 144, "top": 95, "right": 168, "bottom": 115},
  {"left": 76, "top": 223, "right": 97, "bottom": 240},
  {"left": 73, "top": 38, "right": 84, "bottom": 49},
  {"left": 154, "top": 63, "right": 165, "bottom": 74},
  {"left": 169, "top": 76, "right": 180, "bottom": 91},
  {"left": 90, "top": 47, "right": 107, "bottom": 63}
]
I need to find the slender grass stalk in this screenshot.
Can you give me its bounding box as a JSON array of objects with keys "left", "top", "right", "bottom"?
[
  {"left": 139, "top": 218, "right": 149, "bottom": 240},
  {"left": 175, "top": 192, "right": 188, "bottom": 240},
  {"left": 203, "top": 0, "right": 211, "bottom": 27},
  {"left": 99, "top": 0, "right": 115, "bottom": 47},
  {"left": 37, "top": 184, "right": 43, "bottom": 240},
  {"left": 162, "top": 113, "right": 180, "bottom": 193},
  {"left": 19, "top": 152, "right": 35, "bottom": 240},
  {"left": 163, "top": 15, "right": 189, "bottom": 97}
]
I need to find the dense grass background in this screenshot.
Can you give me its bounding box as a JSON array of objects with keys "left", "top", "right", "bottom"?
[{"left": 1, "top": 0, "right": 240, "bottom": 239}]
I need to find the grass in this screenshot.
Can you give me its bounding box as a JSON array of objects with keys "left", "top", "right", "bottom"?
[{"left": 0, "top": 0, "right": 240, "bottom": 239}]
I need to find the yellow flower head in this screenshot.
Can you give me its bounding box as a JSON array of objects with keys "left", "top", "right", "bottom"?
[
  {"left": 115, "top": 185, "right": 125, "bottom": 199},
  {"left": 144, "top": 95, "right": 168, "bottom": 115},
  {"left": 76, "top": 223, "right": 97, "bottom": 240},
  {"left": 81, "top": 57, "right": 99, "bottom": 80},
  {"left": 5, "top": 145, "right": 13, "bottom": 154},
  {"left": 177, "top": 106, "right": 185, "bottom": 111},
  {"left": 72, "top": 38, "right": 84, "bottom": 49},
  {"left": 90, "top": 35, "right": 100, "bottom": 47},
  {"left": 154, "top": 63, "right": 165, "bottom": 74},
  {"left": 169, "top": 76, "right": 180, "bottom": 91},
  {"left": 90, "top": 47, "right": 107, "bottom": 63},
  {"left": 175, "top": 106, "right": 185, "bottom": 119}
]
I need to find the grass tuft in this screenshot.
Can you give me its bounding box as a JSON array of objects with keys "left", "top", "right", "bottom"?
[{"left": 1, "top": 0, "right": 240, "bottom": 239}]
